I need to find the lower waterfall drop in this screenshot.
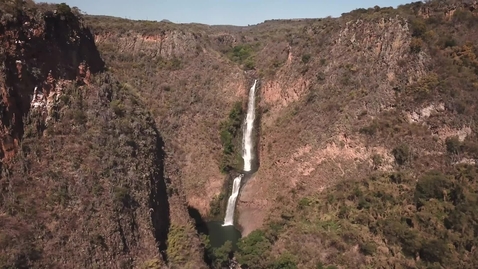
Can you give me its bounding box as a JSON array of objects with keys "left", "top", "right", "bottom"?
[{"left": 223, "top": 174, "right": 243, "bottom": 226}]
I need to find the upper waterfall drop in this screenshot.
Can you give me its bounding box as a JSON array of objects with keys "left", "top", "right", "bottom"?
[
  {"left": 223, "top": 79, "right": 258, "bottom": 226},
  {"left": 242, "top": 79, "right": 257, "bottom": 172}
]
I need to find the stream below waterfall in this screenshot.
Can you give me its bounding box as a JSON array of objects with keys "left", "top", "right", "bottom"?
[{"left": 203, "top": 221, "right": 242, "bottom": 249}]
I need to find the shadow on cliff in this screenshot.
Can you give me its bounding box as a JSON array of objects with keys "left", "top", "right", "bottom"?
[
  {"left": 187, "top": 206, "right": 213, "bottom": 266},
  {"left": 149, "top": 129, "right": 170, "bottom": 262}
]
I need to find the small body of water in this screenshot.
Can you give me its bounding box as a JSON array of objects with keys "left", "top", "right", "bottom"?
[{"left": 205, "top": 221, "right": 242, "bottom": 249}]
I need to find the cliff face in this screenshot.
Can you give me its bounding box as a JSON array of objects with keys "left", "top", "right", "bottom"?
[
  {"left": 85, "top": 1, "right": 478, "bottom": 268},
  {"left": 90, "top": 17, "right": 248, "bottom": 220},
  {"left": 0, "top": 4, "right": 104, "bottom": 164},
  {"left": 85, "top": 7, "right": 430, "bottom": 229},
  {"left": 2, "top": 0, "right": 478, "bottom": 268},
  {"left": 0, "top": 3, "right": 196, "bottom": 269}
]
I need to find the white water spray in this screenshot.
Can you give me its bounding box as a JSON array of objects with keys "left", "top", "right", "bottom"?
[
  {"left": 242, "top": 79, "right": 257, "bottom": 172},
  {"left": 223, "top": 80, "right": 257, "bottom": 226}
]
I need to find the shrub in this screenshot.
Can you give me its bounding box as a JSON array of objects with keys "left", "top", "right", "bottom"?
[
  {"left": 271, "top": 253, "right": 298, "bottom": 269},
  {"left": 110, "top": 100, "right": 125, "bottom": 117},
  {"left": 392, "top": 143, "right": 410, "bottom": 166},
  {"left": 244, "top": 58, "right": 255, "bottom": 70},
  {"left": 113, "top": 186, "right": 130, "bottom": 204},
  {"left": 359, "top": 242, "right": 376, "bottom": 256},
  {"left": 410, "top": 18, "right": 427, "bottom": 37},
  {"left": 71, "top": 109, "right": 87, "bottom": 124},
  {"left": 229, "top": 45, "right": 253, "bottom": 63},
  {"left": 209, "top": 193, "right": 225, "bottom": 217},
  {"left": 410, "top": 37, "right": 424, "bottom": 53},
  {"left": 419, "top": 239, "right": 449, "bottom": 264},
  {"left": 371, "top": 154, "right": 382, "bottom": 169},
  {"left": 445, "top": 136, "right": 461, "bottom": 155},
  {"left": 414, "top": 170, "right": 450, "bottom": 207},
  {"left": 301, "top": 54, "right": 311, "bottom": 64},
  {"left": 56, "top": 3, "right": 71, "bottom": 15}
]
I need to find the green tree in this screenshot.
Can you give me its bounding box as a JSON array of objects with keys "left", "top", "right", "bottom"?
[
  {"left": 212, "top": 241, "right": 233, "bottom": 268},
  {"left": 271, "top": 253, "right": 298, "bottom": 269},
  {"left": 236, "top": 230, "right": 271, "bottom": 269},
  {"left": 56, "top": 3, "right": 72, "bottom": 14},
  {"left": 414, "top": 170, "right": 451, "bottom": 208}
]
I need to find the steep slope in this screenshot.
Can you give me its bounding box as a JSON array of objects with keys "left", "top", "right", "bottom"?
[
  {"left": 86, "top": 15, "right": 250, "bottom": 218},
  {"left": 234, "top": 2, "right": 478, "bottom": 269},
  {"left": 0, "top": 2, "right": 206, "bottom": 269},
  {"left": 76, "top": 0, "right": 478, "bottom": 268}
]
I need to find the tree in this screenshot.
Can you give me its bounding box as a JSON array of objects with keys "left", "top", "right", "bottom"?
[
  {"left": 236, "top": 230, "right": 271, "bottom": 269},
  {"left": 56, "top": 3, "right": 71, "bottom": 15},
  {"left": 271, "top": 253, "right": 298, "bottom": 269},
  {"left": 414, "top": 170, "right": 451, "bottom": 208},
  {"left": 392, "top": 143, "right": 410, "bottom": 166},
  {"left": 212, "top": 241, "right": 233, "bottom": 268}
]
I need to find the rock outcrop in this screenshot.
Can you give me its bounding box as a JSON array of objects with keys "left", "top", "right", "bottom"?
[{"left": 0, "top": 2, "right": 104, "bottom": 164}]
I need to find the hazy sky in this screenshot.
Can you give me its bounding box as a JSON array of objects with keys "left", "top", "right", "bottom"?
[{"left": 53, "top": 0, "right": 413, "bottom": 26}]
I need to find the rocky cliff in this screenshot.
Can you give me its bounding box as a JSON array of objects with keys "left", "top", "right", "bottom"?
[
  {"left": 2, "top": 0, "right": 478, "bottom": 268},
  {"left": 0, "top": 2, "right": 103, "bottom": 164},
  {"left": 0, "top": 2, "right": 207, "bottom": 269},
  {"left": 85, "top": 0, "right": 478, "bottom": 268}
]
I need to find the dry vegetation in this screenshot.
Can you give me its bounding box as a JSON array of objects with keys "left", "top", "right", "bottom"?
[
  {"left": 84, "top": 1, "right": 478, "bottom": 268},
  {"left": 235, "top": 2, "right": 478, "bottom": 269},
  {"left": 2, "top": 0, "right": 478, "bottom": 268}
]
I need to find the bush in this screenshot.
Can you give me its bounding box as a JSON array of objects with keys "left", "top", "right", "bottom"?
[
  {"left": 110, "top": 100, "right": 125, "bottom": 117},
  {"left": 445, "top": 136, "right": 461, "bottom": 155},
  {"left": 410, "top": 37, "right": 424, "bottom": 53},
  {"left": 392, "top": 143, "right": 410, "bottom": 166},
  {"left": 414, "top": 170, "right": 450, "bottom": 207},
  {"left": 56, "top": 3, "right": 71, "bottom": 15},
  {"left": 410, "top": 18, "right": 427, "bottom": 37},
  {"left": 371, "top": 154, "right": 382, "bottom": 169},
  {"left": 209, "top": 193, "right": 225, "bottom": 217},
  {"left": 359, "top": 242, "right": 376, "bottom": 256},
  {"left": 244, "top": 59, "right": 255, "bottom": 70},
  {"left": 226, "top": 44, "right": 258, "bottom": 70},
  {"left": 419, "top": 239, "right": 449, "bottom": 264},
  {"left": 301, "top": 54, "right": 311, "bottom": 64},
  {"left": 271, "top": 253, "right": 298, "bottom": 269},
  {"left": 113, "top": 186, "right": 130, "bottom": 204}
]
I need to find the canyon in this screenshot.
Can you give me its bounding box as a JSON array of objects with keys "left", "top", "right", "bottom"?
[{"left": 1, "top": 0, "right": 478, "bottom": 269}]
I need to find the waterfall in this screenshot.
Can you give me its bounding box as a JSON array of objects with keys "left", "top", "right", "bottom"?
[
  {"left": 242, "top": 79, "right": 257, "bottom": 172},
  {"left": 223, "top": 174, "right": 244, "bottom": 226},
  {"left": 223, "top": 79, "right": 257, "bottom": 226}
]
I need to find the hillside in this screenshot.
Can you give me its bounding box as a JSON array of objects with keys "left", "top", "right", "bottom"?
[
  {"left": 0, "top": 1, "right": 206, "bottom": 269},
  {"left": 84, "top": 0, "right": 478, "bottom": 268},
  {"left": 1, "top": 0, "right": 478, "bottom": 268}
]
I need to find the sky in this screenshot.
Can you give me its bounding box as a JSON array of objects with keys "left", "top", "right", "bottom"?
[{"left": 53, "top": 0, "right": 414, "bottom": 26}]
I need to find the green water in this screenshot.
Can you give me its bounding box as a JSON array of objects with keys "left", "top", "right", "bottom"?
[{"left": 205, "top": 221, "right": 242, "bottom": 249}]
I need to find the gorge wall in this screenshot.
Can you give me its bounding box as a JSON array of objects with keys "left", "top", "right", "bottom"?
[
  {"left": 2, "top": 0, "right": 478, "bottom": 268},
  {"left": 86, "top": 1, "right": 478, "bottom": 268},
  {"left": 0, "top": 2, "right": 208, "bottom": 269}
]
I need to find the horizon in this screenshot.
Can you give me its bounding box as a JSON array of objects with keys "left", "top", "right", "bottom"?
[{"left": 48, "top": 0, "right": 414, "bottom": 26}]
